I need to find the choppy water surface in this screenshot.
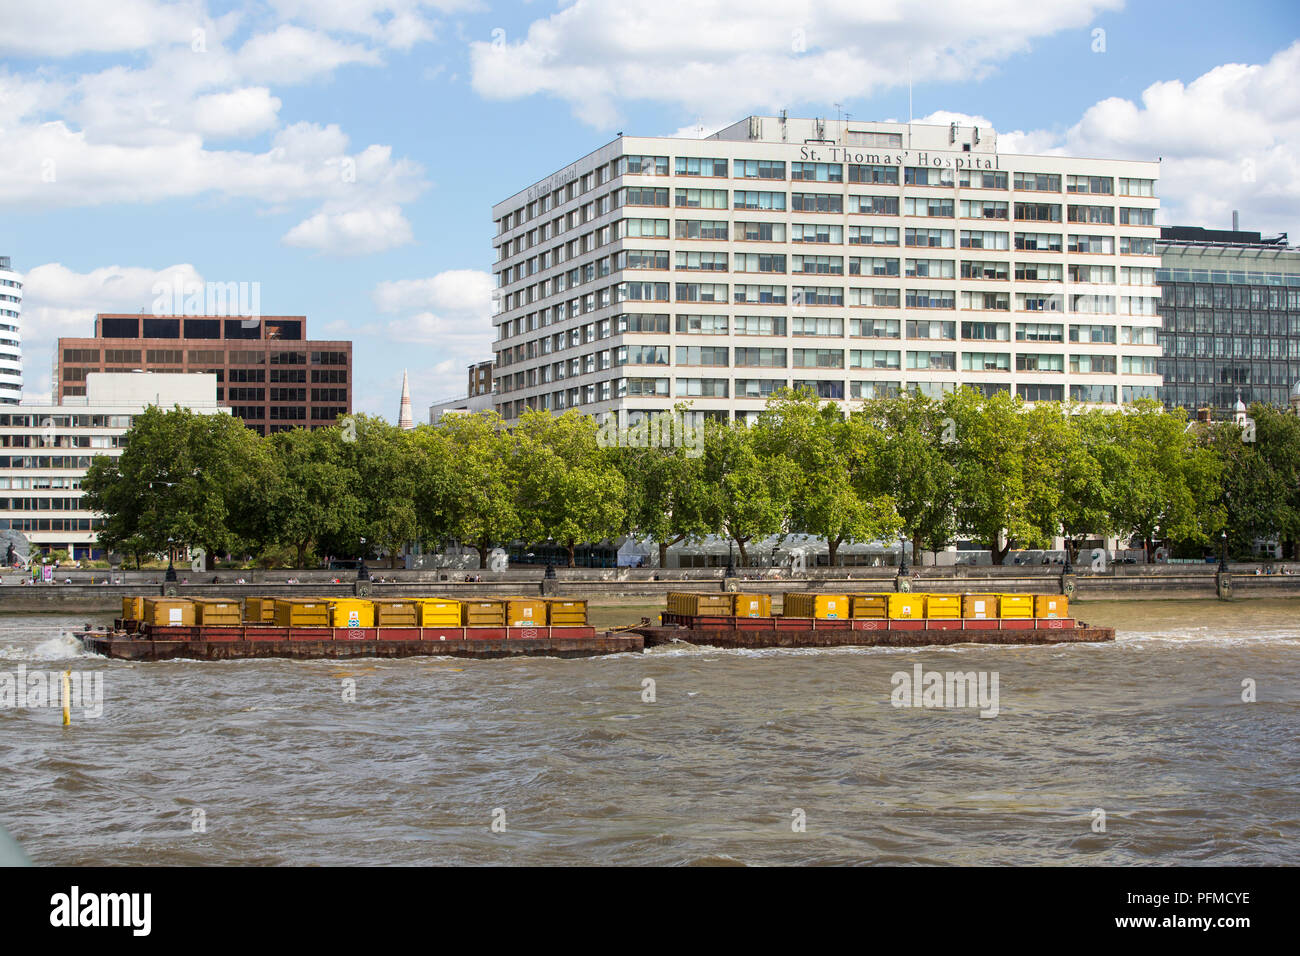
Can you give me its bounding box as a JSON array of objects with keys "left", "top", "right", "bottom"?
[{"left": 0, "top": 599, "right": 1296, "bottom": 866}]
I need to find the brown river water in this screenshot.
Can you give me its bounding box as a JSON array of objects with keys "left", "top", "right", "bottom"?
[{"left": 0, "top": 599, "right": 1296, "bottom": 866}]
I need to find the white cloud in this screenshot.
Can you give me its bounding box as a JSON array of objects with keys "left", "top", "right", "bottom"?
[
  {"left": 372, "top": 269, "right": 494, "bottom": 313},
  {"left": 282, "top": 204, "right": 415, "bottom": 255},
  {"left": 999, "top": 42, "right": 1300, "bottom": 235},
  {"left": 236, "top": 25, "right": 382, "bottom": 84},
  {"left": 470, "top": 0, "right": 1122, "bottom": 127},
  {"left": 190, "top": 87, "right": 283, "bottom": 138},
  {"left": 0, "top": 0, "right": 206, "bottom": 58}
]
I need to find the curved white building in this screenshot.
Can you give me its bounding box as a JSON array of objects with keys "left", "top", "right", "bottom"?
[{"left": 0, "top": 257, "right": 22, "bottom": 404}]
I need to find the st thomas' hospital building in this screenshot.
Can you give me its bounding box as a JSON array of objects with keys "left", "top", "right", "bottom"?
[{"left": 491, "top": 116, "right": 1163, "bottom": 427}]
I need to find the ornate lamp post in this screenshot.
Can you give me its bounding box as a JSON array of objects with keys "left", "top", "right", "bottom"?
[
  {"left": 165, "top": 537, "right": 177, "bottom": 582},
  {"left": 898, "top": 534, "right": 909, "bottom": 575},
  {"left": 1219, "top": 530, "right": 1229, "bottom": 574},
  {"left": 725, "top": 541, "right": 735, "bottom": 578},
  {"left": 357, "top": 536, "right": 371, "bottom": 582}
]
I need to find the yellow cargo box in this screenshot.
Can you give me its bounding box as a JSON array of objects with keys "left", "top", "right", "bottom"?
[
  {"left": 372, "top": 599, "right": 419, "bottom": 627},
  {"left": 962, "top": 593, "right": 998, "bottom": 619},
  {"left": 462, "top": 600, "right": 506, "bottom": 627},
  {"left": 886, "top": 593, "right": 925, "bottom": 620},
  {"left": 731, "top": 592, "right": 772, "bottom": 618},
  {"left": 142, "top": 598, "right": 195, "bottom": 627},
  {"left": 782, "top": 592, "right": 850, "bottom": 619},
  {"left": 545, "top": 599, "right": 588, "bottom": 626},
  {"left": 923, "top": 593, "right": 962, "bottom": 619},
  {"left": 417, "top": 598, "right": 462, "bottom": 627},
  {"left": 330, "top": 599, "right": 375, "bottom": 628},
  {"left": 273, "top": 599, "right": 329, "bottom": 628},
  {"left": 667, "top": 592, "right": 733, "bottom": 616},
  {"left": 190, "top": 598, "right": 242, "bottom": 626},
  {"left": 506, "top": 598, "right": 547, "bottom": 627},
  {"left": 244, "top": 597, "right": 276, "bottom": 624},
  {"left": 997, "top": 593, "right": 1034, "bottom": 619},
  {"left": 122, "top": 596, "right": 144, "bottom": 621},
  {"left": 1034, "top": 594, "right": 1068, "bottom": 619},
  {"left": 848, "top": 593, "right": 889, "bottom": 619}
]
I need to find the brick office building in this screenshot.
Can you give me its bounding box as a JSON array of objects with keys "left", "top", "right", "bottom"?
[{"left": 56, "top": 315, "right": 352, "bottom": 434}]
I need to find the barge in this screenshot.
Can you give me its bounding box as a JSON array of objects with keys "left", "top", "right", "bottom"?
[{"left": 73, "top": 591, "right": 1115, "bottom": 661}]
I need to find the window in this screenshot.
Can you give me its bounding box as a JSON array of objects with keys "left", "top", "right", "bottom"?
[
  {"left": 734, "top": 159, "right": 785, "bottom": 180},
  {"left": 905, "top": 228, "right": 954, "bottom": 248},
  {"left": 962, "top": 260, "right": 1009, "bottom": 281},
  {"left": 1120, "top": 237, "right": 1155, "bottom": 255},
  {"left": 791, "top": 162, "right": 843, "bottom": 182},
  {"left": 851, "top": 380, "right": 901, "bottom": 399},
  {"left": 1070, "top": 384, "right": 1117, "bottom": 403},
  {"left": 626, "top": 186, "right": 668, "bottom": 207},
  {"left": 792, "top": 316, "right": 843, "bottom": 336},
  {"left": 793, "top": 348, "right": 844, "bottom": 368},
  {"left": 848, "top": 164, "right": 899, "bottom": 184},
  {"left": 675, "top": 346, "right": 729, "bottom": 366},
  {"left": 1015, "top": 261, "right": 1063, "bottom": 281},
  {"left": 849, "top": 288, "right": 901, "bottom": 308},
  {"left": 1013, "top": 172, "right": 1060, "bottom": 192},
  {"left": 1016, "top": 322, "right": 1064, "bottom": 343},
  {"left": 1123, "top": 385, "right": 1159, "bottom": 402},
  {"left": 793, "top": 286, "right": 843, "bottom": 306},
  {"left": 675, "top": 282, "right": 728, "bottom": 303},
  {"left": 905, "top": 289, "right": 955, "bottom": 309},
  {"left": 1015, "top": 232, "right": 1063, "bottom": 252},
  {"left": 1014, "top": 202, "right": 1061, "bottom": 222},
  {"left": 622, "top": 218, "right": 669, "bottom": 238},
  {"left": 676, "top": 314, "right": 729, "bottom": 334},
  {"left": 792, "top": 255, "right": 843, "bottom": 275},
  {"left": 737, "top": 221, "right": 787, "bottom": 242},
  {"left": 851, "top": 257, "right": 900, "bottom": 277},
  {"left": 624, "top": 378, "right": 669, "bottom": 396},
  {"left": 1068, "top": 264, "right": 1115, "bottom": 284},
  {"left": 676, "top": 220, "right": 728, "bottom": 240},
  {"left": 623, "top": 345, "right": 669, "bottom": 365},
  {"left": 1067, "top": 204, "right": 1115, "bottom": 225},
  {"left": 791, "top": 193, "right": 842, "bottom": 213},
  {"left": 959, "top": 170, "right": 1008, "bottom": 189},
  {"left": 622, "top": 313, "right": 670, "bottom": 333},
  {"left": 627, "top": 249, "right": 669, "bottom": 270},
  {"left": 792, "top": 223, "right": 842, "bottom": 244},
  {"left": 62, "top": 349, "right": 100, "bottom": 363},
  {"left": 675, "top": 157, "right": 728, "bottom": 177},
  {"left": 734, "top": 253, "right": 786, "bottom": 273},
  {"left": 905, "top": 258, "right": 955, "bottom": 279},
  {"left": 1119, "top": 207, "right": 1155, "bottom": 226},
  {"left": 142, "top": 318, "right": 180, "bottom": 338},
  {"left": 851, "top": 317, "right": 900, "bottom": 338},
  {"left": 676, "top": 251, "right": 728, "bottom": 272},
  {"left": 792, "top": 379, "right": 845, "bottom": 399},
  {"left": 903, "top": 197, "right": 953, "bottom": 217},
  {"left": 906, "top": 320, "right": 955, "bottom": 340},
  {"left": 1118, "top": 178, "right": 1156, "bottom": 197},
  {"left": 846, "top": 130, "right": 903, "bottom": 148},
  {"left": 1017, "top": 293, "right": 1064, "bottom": 312},
  {"left": 1068, "top": 235, "right": 1114, "bottom": 254},
  {"left": 734, "top": 190, "right": 786, "bottom": 210},
  {"left": 1069, "top": 324, "right": 1116, "bottom": 344},
  {"left": 960, "top": 200, "right": 1009, "bottom": 219},
  {"left": 675, "top": 378, "right": 728, "bottom": 397},
  {"left": 622, "top": 155, "right": 669, "bottom": 176},
  {"left": 961, "top": 352, "right": 1010, "bottom": 371},
  {"left": 675, "top": 188, "right": 728, "bottom": 209},
  {"left": 1018, "top": 383, "right": 1064, "bottom": 401},
  {"left": 960, "top": 230, "right": 1008, "bottom": 250},
  {"left": 1016, "top": 353, "right": 1064, "bottom": 372},
  {"left": 904, "top": 167, "right": 953, "bottom": 186},
  {"left": 906, "top": 350, "right": 955, "bottom": 369},
  {"left": 734, "top": 284, "right": 787, "bottom": 305},
  {"left": 1069, "top": 354, "right": 1116, "bottom": 374},
  {"left": 734, "top": 378, "right": 786, "bottom": 397},
  {"left": 960, "top": 291, "right": 1010, "bottom": 311},
  {"left": 619, "top": 281, "right": 670, "bottom": 302},
  {"left": 850, "top": 349, "right": 900, "bottom": 369},
  {"left": 849, "top": 226, "right": 900, "bottom": 246},
  {"left": 1122, "top": 355, "right": 1157, "bottom": 374},
  {"left": 1066, "top": 175, "right": 1113, "bottom": 195},
  {"left": 735, "top": 347, "right": 787, "bottom": 367},
  {"left": 734, "top": 315, "right": 786, "bottom": 336},
  {"left": 850, "top": 195, "right": 899, "bottom": 215}
]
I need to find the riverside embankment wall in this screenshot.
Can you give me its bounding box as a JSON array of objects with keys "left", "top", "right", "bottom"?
[{"left": 3, "top": 564, "right": 1299, "bottom": 612}]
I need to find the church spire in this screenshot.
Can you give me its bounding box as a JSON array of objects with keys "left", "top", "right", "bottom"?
[{"left": 398, "top": 369, "right": 413, "bottom": 430}]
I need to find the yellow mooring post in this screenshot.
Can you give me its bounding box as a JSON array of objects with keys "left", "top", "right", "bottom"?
[{"left": 62, "top": 670, "right": 70, "bottom": 727}]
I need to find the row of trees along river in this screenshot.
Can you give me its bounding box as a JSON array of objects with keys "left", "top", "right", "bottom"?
[{"left": 80, "top": 388, "right": 1300, "bottom": 569}]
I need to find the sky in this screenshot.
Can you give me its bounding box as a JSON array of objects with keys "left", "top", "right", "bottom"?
[{"left": 2, "top": 0, "right": 1298, "bottom": 417}]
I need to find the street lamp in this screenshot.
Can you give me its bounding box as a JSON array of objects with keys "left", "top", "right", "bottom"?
[
  {"left": 898, "top": 535, "right": 909, "bottom": 575},
  {"left": 165, "top": 537, "right": 177, "bottom": 582},
  {"left": 725, "top": 541, "right": 735, "bottom": 578},
  {"left": 1219, "top": 530, "right": 1229, "bottom": 574},
  {"left": 1063, "top": 539, "right": 1074, "bottom": 575},
  {"left": 357, "top": 536, "right": 371, "bottom": 581}
]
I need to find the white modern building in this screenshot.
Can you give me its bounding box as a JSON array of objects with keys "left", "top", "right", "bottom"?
[
  {"left": 0, "top": 372, "right": 226, "bottom": 559},
  {"left": 491, "top": 116, "right": 1163, "bottom": 423},
  {"left": 0, "top": 257, "right": 22, "bottom": 405}
]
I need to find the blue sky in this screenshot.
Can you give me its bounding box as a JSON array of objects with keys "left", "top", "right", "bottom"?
[{"left": 2, "top": 0, "right": 1297, "bottom": 416}]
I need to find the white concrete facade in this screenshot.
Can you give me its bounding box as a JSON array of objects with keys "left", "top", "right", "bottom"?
[
  {"left": 0, "top": 257, "right": 22, "bottom": 405},
  {"left": 491, "top": 116, "right": 1163, "bottom": 423},
  {"left": 0, "top": 372, "right": 226, "bottom": 558}
]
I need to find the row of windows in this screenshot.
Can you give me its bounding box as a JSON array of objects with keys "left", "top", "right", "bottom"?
[
  {"left": 0, "top": 518, "right": 100, "bottom": 532},
  {"left": 98, "top": 318, "right": 302, "bottom": 340}
]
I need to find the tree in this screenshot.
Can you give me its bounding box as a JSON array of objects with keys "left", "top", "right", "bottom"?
[
  {"left": 617, "top": 405, "right": 712, "bottom": 568},
  {"left": 265, "top": 425, "right": 364, "bottom": 567},
  {"left": 438, "top": 411, "right": 519, "bottom": 569},
  {"left": 700, "top": 417, "right": 795, "bottom": 566},
  {"left": 1056, "top": 408, "right": 1114, "bottom": 562},
  {"left": 511, "top": 409, "right": 627, "bottom": 567},
  {"left": 81, "top": 406, "right": 269, "bottom": 569},
  {"left": 854, "top": 391, "right": 956, "bottom": 563},
  {"left": 755, "top": 388, "right": 901, "bottom": 565}
]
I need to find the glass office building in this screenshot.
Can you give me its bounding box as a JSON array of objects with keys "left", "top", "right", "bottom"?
[{"left": 1157, "top": 226, "right": 1300, "bottom": 411}]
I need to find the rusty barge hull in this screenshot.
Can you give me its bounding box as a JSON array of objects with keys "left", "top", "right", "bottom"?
[
  {"left": 79, "top": 634, "right": 642, "bottom": 661},
  {"left": 636, "top": 625, "right": 1115, "bottom": 649}
]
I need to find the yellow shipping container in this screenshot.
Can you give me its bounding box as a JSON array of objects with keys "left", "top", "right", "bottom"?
[
  {"left": 372, "top": 600, "right": 419, "bottom": 627},
  {"left": 782, "top": 593, "right": 850, "bottom": 619},
  {"left": 545, "top": 599, "right": 588, "bottom": 626},
  {"left": 506, "top": 598, "right": 547, "bottom": 627},
  {"left": 667, "top": 592, "right": 733, "bottom": 616},
  {"left": 244, "top": 597, "right": 277, "bottom": 624},
  {"left": 923, "top": 593, "right": 962, "bottom": 619},
  {"left": 849, "top": 593, "right": 889, "bottom": 619},
  {"left": 961, "top": 594, "right": 998, "bottom": 619},
  {"left": 462, "top": 600, "right": 506, "bottom": 627},
  {"left": 997, "top": 593, "right": 1034, "bottom": 619},
  {"left": 886, "top": 593, "right": 925, "bottom": 620},
  {"left": 330, "top": 599, "right": 375, "bottom": 628},
  {"left": 273, "top": 599, "right": 329, "bottom": 628},
  {"left": 1034, "top": 594, "right": 1069, "bottom": 619},
  {"left": 417, "top": 598, "right": 462, "bottom": 627},
  {"left": 142, "top": 598, "right": 195, "bottom": 627},
  {"left": 731, "top": 593, "right": 772, "bottom": 618},
  {"left": 190, "top": 598, "right": 242, "bottom": 626},
  {"left": 122, "top": 596, "right": 144, "bottom": 621}
]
